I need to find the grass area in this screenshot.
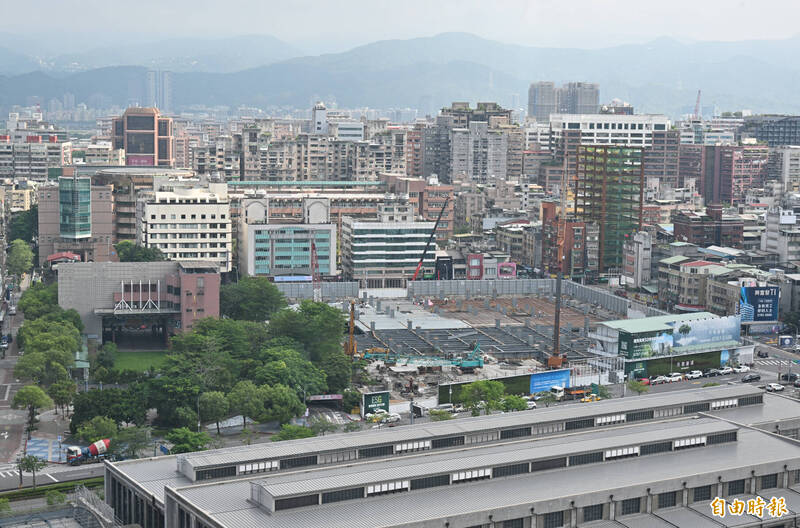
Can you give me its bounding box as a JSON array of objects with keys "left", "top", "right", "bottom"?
[
  {"left": 114, "top": 350, "right": 168, "bottom": 372},
  {"left": 0, "top": 477, "right": 103, "bottom": 501}
]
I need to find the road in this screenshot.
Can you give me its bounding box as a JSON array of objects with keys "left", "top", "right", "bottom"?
[{"left": 0, "top": 462, "right": 103, "bottom": 492}]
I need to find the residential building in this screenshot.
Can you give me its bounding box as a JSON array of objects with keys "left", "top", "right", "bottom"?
[
  {"left": 678, "top": 143, "right": 705, "bottom": 189},
  {"left": 761, "top": 207, "right": 800, "bottom": 265},
  {"left": 137, "top": 182, "right": 232, "bottom": 272},
  {"left": 527, "top": 81, "right": 559, "bottom": 122},
  {"left": 57, "top": 260, "right": 219, "bottom": 341},
  {"left": 103, "top": 383, "right": 800, "bottom": 528},
  {"left": 381, "top": 173, "right": 454, "bottom": 239},
  {"left": 2, "top": 187, "right": 35, "bottom": 212},
  {"left": 37, "top": 173, "right": 114, "bottom": 265},
  {"left": 0, "top": 134, "right": 72, "bottom": 179},
  {"left": 643, "top": 129, "right": 680, "bottom": 191},
  {"left": 673, "top": 204, "right": 744, "bottom": 248},
  {"left": 83, "top": 142, "right": 125, "bottom": 165},
  {"left": 111, "top": 107, "right": 174, "bottom": 167},
  {"left": 541, "top": 200, "right": 599, "bottom": 279},
  {"left": 341, "top": 199, "right": 435, "bottom": 287},
  {"left": 657, "top": 257, "right": 733, "bottom": 312},
  {"left": 404, "top": 123, "right": 425, "bottom": 178},
  {"left": 238, "top": 197, "right": 336, "bottom": 278},
  {"left": 145, "top": 70, "right": 173, "bottom": 113},
  {"left": 701, "top": 144, "right": 769, "bottom": 205},
  {"left": 774, "top": 145, "right": 800, "bottom": 193},
  {"left": 742, "top": 115, "right": 800, "bottom": 147},
  {"left": 439, "top": 101, "right": 512, "bottom": 128},
  {"left": 450, "top": 121, "right": 508, "bottom": 182},
  {"left": 527, "top": 81, "right": 599, "bottom": 121},
  {"left": 622, "top": 231, "right": 653, "bottom": 288},
  {"left": 575, "top": 145, "right": 644, "bottom": 275},
  {"left": 453, "top": 189, "right": 486, "bottom": 231}
]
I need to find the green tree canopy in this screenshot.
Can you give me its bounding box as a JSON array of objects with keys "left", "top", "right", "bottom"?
[
  {"left": 261, "top": 384, "right": 305, "bottom": 424},
  {"left": 77, "top": 416, "right": 118, "bottom": 443},
  {"left": 500, "top": 395, "right": 528, "bottom": 412},
  {"left": 459, "top": 380, "right": 505, "bottom": 415},
  {"left": 17, "top": 455, "right": 47, "bottom": 489},
  {"left": 627, "top": 379, "right": 650, "bottom": 396},
  {"left": 47, "top": 380, "right": 77, "bottom": 416},
  {"left": 115, "top": 240, "right": 165, "bottom": 262},
  {"left": 227, "top": 381, "right": 263, "bottom": 429},
  {"left": 166, "top": 427, "right": 211, "bottom": 454},
  {"left": 7, "top": 239, "right": 33, "bottom": 277},
  {"left": 309, "top": 417, "right": 338, "bottom": 436},
  {"left": 271, "top": 424, "right": 315, "bottom": 442},
  {"left": 13, "top": 385, "right": 52, "bottom": 432},
  {"left": 109, "top": 426, "right": 151, "bottom": 460},
  {"left": 220, "top": 277, "right": 286, "bottom": 321},
  {"left": 429, "top": 409, "right": 454, "bottom": 421},
  {"left": 252, "top": 346, "right": 327, "bottom": 399},
  {"left": 8, "top": 206, "right": 37, "bottom": 243},
  {"left": 199, "top": 391, "right": 230, "bottom": 435},
  {"left": 18, "top": 282, "right": 58, "bottom": 321},
  {"left": 70, "top": 387, "right": 148, "bottom": 433}
]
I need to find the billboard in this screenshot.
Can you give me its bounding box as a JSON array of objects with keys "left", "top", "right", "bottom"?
[
  {"left": 739, "top": 286, "right": 780, "bottom": 322},
  {"left": 670, "top": 315, "right": 741, "bottom": 348},
  {"left": 530, "top": 369, "right": 571, "bottom": 394},
  {"left": 780, "top": 335, "right": 795, "bottom": 348},
  {"left": 619, "top": 330, "right": 674, "bottom": 359},
  {"left": 361, "top": 391, "right": 390, "bottom": 417},
  {"left": 498, "top": 262, "right": 517, "bottom": 279}
]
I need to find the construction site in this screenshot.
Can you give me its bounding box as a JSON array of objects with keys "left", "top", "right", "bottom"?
[{"left": 339, "top": 278, "right": 644, "bottom": 407}]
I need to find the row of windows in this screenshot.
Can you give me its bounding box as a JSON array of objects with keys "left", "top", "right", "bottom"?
[
  {"left": 196, "top": 466, "right": 236, "bottom": 480},
  {"left": 238, "top": 460, "right": 279, "bottom": 475}
]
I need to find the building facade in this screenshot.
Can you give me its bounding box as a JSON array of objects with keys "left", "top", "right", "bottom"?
[
  {"left": 112, "top": 107, "right": 174, "bottom": 167},
  {"left": 673, "top": 204, "right": 744, "bottom": 248}
]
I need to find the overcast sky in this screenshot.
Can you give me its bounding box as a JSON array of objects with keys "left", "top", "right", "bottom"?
[{"left": 4, "top": 0, "right": 799, "bottom": 53}]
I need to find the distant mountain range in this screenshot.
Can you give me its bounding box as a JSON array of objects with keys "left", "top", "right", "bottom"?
[{"left": 2, "top": 32, "right": 800, "bottom": 116}]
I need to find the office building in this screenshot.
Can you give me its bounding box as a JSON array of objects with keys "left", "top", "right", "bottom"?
[
  {"left": 575, "top": 145, "right": 644, "bottom": 275},
  {"left": 341, "top": 199, "right": 435, "bottom": 287},
  {"left": 238, "top": 197, "right": 336, "bottom": 278},
  {"left": 673, "top": 204, "right": 744, "bottom": 248},
  {"left": 104, "top": 384, "right": 800, "bottom": 528},
  {"left": 145, "top": 71, "right": 173, "bottom": 113},
  {"left": 701, "top": 144, "right": 769, "bottom": 205},
  {"left": 57, "top": 260, "right": 219, "bottom": 341},
  {"left": 742, "top": 115, "right": 800, "bottom": 147},
  {"left": 37, "top": 173, "right": 114, "bottom": 265},
  {"left": 137, "top": 182, "right": 232, "bottom": 272},
  {"left": 112, "top": 107, "right": 175, "bottom": 167},
  {"left": 382, "top": 173, "right": 455, "bottom": 240}
]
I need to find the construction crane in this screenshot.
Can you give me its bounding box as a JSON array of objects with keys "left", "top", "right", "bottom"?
[
  {"left": 693, "top": 90, "right": 702, "bottom": 121},
  {"left": 344, "top": 300, "right": 357, "bottom": 357},
  {"left": 310, "top": 240, "right": 322, "bottom": 302},
  {"left": 548, "top": 153, "right": 568, "bottom": 369},
  {"left": 411, "top": 197, "right": 450, "bottom": 281}
]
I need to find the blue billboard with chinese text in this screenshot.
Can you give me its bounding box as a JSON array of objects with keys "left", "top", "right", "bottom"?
[
  {"left": 530, "top": 369, "right": 571, "bottom": 393},
  {"left": 739, "top": 286, "right": 780, "bottom": 322}
]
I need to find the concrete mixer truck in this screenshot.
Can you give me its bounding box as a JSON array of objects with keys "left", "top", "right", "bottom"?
[{"left": 65, "top": 438, "right": 110, "bottom": 465}]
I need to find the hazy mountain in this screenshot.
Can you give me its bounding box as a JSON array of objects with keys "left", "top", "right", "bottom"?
[
  {"left": 2, "top": 33, "right": 800, "bottom": 116},
  {"left": 0, "top": 45, "right": 42, "bottom": 75}
]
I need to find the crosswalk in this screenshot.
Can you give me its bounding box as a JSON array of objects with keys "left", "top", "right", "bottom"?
[
  {"left": 756, "top": 359, "right": 798, "bottom": 366},
  {"left": 0, "top": 470, "right": 18, "bottom": 478}
]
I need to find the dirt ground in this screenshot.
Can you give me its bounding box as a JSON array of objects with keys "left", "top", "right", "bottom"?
[{"left": 436, "top": 296, "right": 604, "bottom": 328}]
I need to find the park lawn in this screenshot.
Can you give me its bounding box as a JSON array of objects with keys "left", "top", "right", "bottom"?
[{"left": 114, "top": 350, "right": 168, "bottom": 372}]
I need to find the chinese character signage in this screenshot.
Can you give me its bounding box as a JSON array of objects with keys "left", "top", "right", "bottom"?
[
  {"left": 711, "top": 496, "right": 787, "bottom": 519},
  {"left": 361, "top": 391, "right": 390, "bottom": 417},
  {"left": 740, "top": 286, "right": 780, "bottom": 322}
]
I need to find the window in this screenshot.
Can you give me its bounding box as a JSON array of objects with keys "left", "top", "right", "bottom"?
[
  {"left": 568, "top": 452, "right": 603, "bottom": 466},
  {"left": 274, "top": 495, "right": 318, "bottom": 511},
  {"left": 565, "top": 418, "right": 594, "bottom": 431},
  {"left": 322, "top": 487, "right": 364, "bottom": 504},
  {"left": 503, "top": 519, "right": 524, "bottom": 528},
  {"left": 621, "top": 498, "right": 641, "bottom": 515},
  {"left": 626, "top": 410, "right": 654, "bottom": 422},
  {"left": 410, "top": 474, "right": 450, "bottom": 490},
  {"left": 500, "top": 427, "right": 531, "bottom": 440},
  {"left": 605, "top": 446, "right": 639, "bottom": 460},
  {"left": 761, "top": 473, "right": 779, "bottom": 489},
  {"left": 493, "top": 463, "right": 529, "bottom": 478},
  {"left": 431, "top": 436, "right": 465, "bottom": 449},
  {"left": 674, "top": 436, "right": 706, "bottom": 450},
  {"left": 531, "top": 457, "right": 566, "bottom": 472},
  {"left": 728, "top": 479, "right": 746, "bottom": 495},
  {"left": 707, "top": 431, "right": 737, "bottom": 445},
  {"left": 358, "top": 445, "right": 393, "bottom": 459},
  {"left": 452, "top": 468, "right": 490, "bottom": 483},
  {"left": 367, "top": 480, "right": 410, "bottom": 496},
  {"left": 196, "top": 466, "right": 236, "bottom": 480},
  {"left": 658, "top": 491, "right": 677, "bottom": 508},
  {"left": 280, "top": 455, "right": 317, "bottom": 469},
  {"left": 238, "top": 460, "right": 279, "bottom": 475},
  {"left": 738, "top": 395, "right": 763, "bottom": 406},
  {"left": 693, "top": 485, "right": 712, "bottom": 502},
  {"left": 583, "top": 504, "right": 603, "bottom": 522},
  {"left": 543, "top": 510, "right": 564, "bottom": 528},
  {"left": 640, "top": 442, "right": 672, "bottom": 456}
]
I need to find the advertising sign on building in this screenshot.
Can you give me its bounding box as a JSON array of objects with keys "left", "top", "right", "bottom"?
[
  {"left": 530, "top": 369, "right": 571, "bottom": 394},
  {"left": 739, "top": 286, "right": 780, "bottom": 322},
  {"left": 670, "top": 315, "right": 741, "bottom": 348},
  {"left": 619, "top": 331, "right": 674, "bottom": 359},
  {"left": 780, "top": 335, "right": 795, "bottom": 348},
  {"left": 361, "top": 391, "right": 390, "bottom": 417}
]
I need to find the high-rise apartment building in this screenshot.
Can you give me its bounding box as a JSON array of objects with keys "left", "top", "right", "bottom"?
[
  {"left": 742, "top": 115, "right": 800, "bottom": 147},
  {"left": 540, "top": 201, "right": 599, "bottom": 279},
  {"left": 774, "top": 146, "right": 800, "bottom": 193},
  {"left": 381, "top": 173, "right": 455, "bottom": 239},
  {"left": 450, "top": 121, "right": 508, "bottom": 183},
  {"left": 137, "top": 183, "right": 232, "bottom": 272},
  {"left": 527, "top": 81, "right": 599, "bottom": 121},
  {"left": 701, "top": 144, "right": 769, "bottom": 205},
  {"left": 405, "top": 123, "right": 425, "bottom": 178},
  {"left": 145, "top": 71, "right": 173, "bottom": 113},
  {"left": 0, "top": 134, "right": 72, "bottom": 179},
  {"left": 112, "top": 107, "right": 174, "bottom": 167},
  {"left": 574, "top": 145, "right": 644, "bottom": 274}
]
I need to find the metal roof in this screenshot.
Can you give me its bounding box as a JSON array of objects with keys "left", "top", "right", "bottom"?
[{"left": 599, "top": 312, "right": 719, "bottom": 334}]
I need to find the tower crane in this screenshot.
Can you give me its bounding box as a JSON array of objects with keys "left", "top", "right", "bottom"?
[{"left": 411, "top": 197, "right": 450, "bottom": 281}]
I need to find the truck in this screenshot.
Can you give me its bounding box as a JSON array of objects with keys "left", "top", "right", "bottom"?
[{"left": 66, "top": 438, "right": 111, "bottom": 465}]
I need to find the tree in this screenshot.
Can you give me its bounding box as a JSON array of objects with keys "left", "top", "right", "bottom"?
[
  {"left": 77, "top": 416, "right": 118, "bottom": 443},
  {"left": 252, "top": 347, "right": 328, "bottom": 399},
  {"left": 271, "top": 424, "right": 315, "bottom": 442},
  {"left": 342, "top": 389, "right": 361, "bottom": 413},
  {"left": 260, "top": 384, "right": 305, "bottom": 425},
  {"left": 45, "top": 489, "right": 66, "bottom": 505},
  {"left": 12, "top": 385, "right": 52, "bottom": 433},
  {"left": 166, "top": 427, "right": 211, "bottom": 454},
  {"left": 8, "top": 206, "right": 37, "bottom": 243},
  {"left": 343, "top": 421, "right": 362, "bottom": 433},
  {"left": 309, "top": 417, "right": 338, "bottom": 436},
  {"left": 626, "top": 379, "right": 649, "bottom": 396},
  {"left": 500, "top": 395, "right": 528, "bottom": 412},
  {"left": 109, "top": 426, "right": 151, "bottom": 460},
  {"left": 239, "top": 428, "right": 257, "bottom": 445},
  {"left": 227, "top": 381, "right": 262, "bottom": 429},
  {"left": 268, "top": 301, "right": 344, "bottom": 363},
  {"left": 70, "top": 387, "right": 148, "bottom": 433},
  {"left": 537, "top": 392, "right": 557, "bottom": 408},
  {"left": 18, "top": 283, "right": 58, "bottom": 321},
  {"left": 115, "top": 240, "right": 165, "bottom": 262},
  {"left": 95, "top": 342, "right": 117, "bottom": 370},
  {"left": 0, "top": 497, "right": 10, "bottom": 512},
  {"left": 220, "top": 277, "right": 286, "bottom": 321},
  {"left": 18, "top": 455, "right": 47, "bottom": 489},
  {"left": 678, "top": 324, "right": 692, "bottom": 339},
  {"left": 7, "top": 239, "right": 33, "bottom": 277},
  {"left": 429, "top": 409, "right": 454, "bottom": 421},
  {"left": 199, "top": 391, "right": 229, "bottom": 435},
  {"left": 460, "top": 380, "right": 505, "bottom": 415},
  {"left": 47, "top": 380, "right": 77, "bottom": 416},
  {"left": 596, "top": 385, "right": 611, "bottom": 400}
]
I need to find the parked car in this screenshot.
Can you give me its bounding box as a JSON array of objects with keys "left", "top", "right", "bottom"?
[
  {"left": 741, "top": 373, "right": 761, "bottom": 383},
  {"left": 380, "top": 413, "right": 401, "bottom": 424},
  {"left": 794, "top": 379, "right": 800, "bottom": 388},
  {"left": 666, "top": 373, "right": 684, "bottom": 382},
  {"left": 780, "top": 373, "right": 799, "bottom": 382},
  {"left": 704, "top": 369, "right": 722, "bottom": 377},
  {"left": 718, "top": 366, "right": 734, "bottom": 375},
  {"left": 757, "top": 350, "right": 769, "bottom": 358},
  {"left": 453, "top": 404, "right": 465, "bottom": 413},
  {"left": 633, "top": 377, "right": 650, "bottom": 385},
  {"left": 766, "top": 383, "right": 785, "bottom": 392},
  {"left": 580, "top": 394, "right": 601, "bottom": 403},
  {"left": 651, "top": 375, "right": 669, "bottom": 385},
  {"left": 733, "top": 365, "right": 750, "bottom": 373},
  {"left": 7, "top": 306, "right": 15, "bottom": 316},
  {"left": 685, "top": 370, "right": 703, "bottom": 380},
  {"left": 526, "top": 400, "right": 537, "bottom": 410}
]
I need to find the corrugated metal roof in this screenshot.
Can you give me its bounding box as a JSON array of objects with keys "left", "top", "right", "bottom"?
[{"left": 599, "top": 312, "right": 719, "bottom": 334}]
